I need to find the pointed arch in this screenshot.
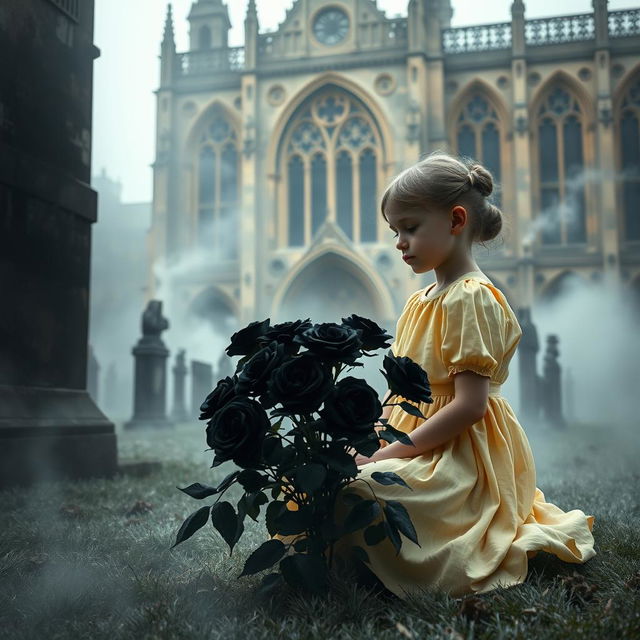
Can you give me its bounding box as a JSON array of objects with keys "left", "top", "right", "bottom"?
[
  {"left": 270, "top": 245, "right": 395, "bottom": 324},
  {"left": 613, "top": 65, "right": 640, "bottom": 242},
  {"left": 184, "top": 100, "right": 241, "bottom": 256},
  {"left": 530, "top": 72, "right": 594, "bottom": 248},
  {"left": 448, "top": 79, "right": 509, "bottom": 209},
  {"left": 187, "top": 285, "right": 239, "bottom": 332},
  {"left": 538, "top": 270, "right": 589, "bottom": 304},
  {"left": 269, "top": 75, "right": 392, "bottom": 248}
]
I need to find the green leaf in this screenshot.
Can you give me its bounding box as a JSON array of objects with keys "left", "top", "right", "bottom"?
[
  {"left": 343, "top": 499, "right": 381, "bottom": 535},
  {"left": 237, "top": 469, "right": 268, "bottom": 493},
  {"left": 399, "top": 401, "right": 426, "bottom": 419},
  {"left": 241, "top": 491, "right": 269, "bottom": 522},
  {"left": 371, "top": 471, "right": 413, "bottom": 491},
  {"left": 352, "top": 434, "right": 381, "bottom": 457},
  {"left": 280, "top": 553, "right": 328, "bottom": 594},
  {"left": 265, "top": 501, "right": 287, "bottom": 536},
  {"left": 171, "top": 505, "right": 211, "bottom": 548},
  {"left": 351, "top": 545, "right": 370, "bottom": 565},
  {"left": 210, "top": 501, "right": 241, "bottom": 552},
  {"left": 378, "top": 424, "right": 415, "bottom": 447},
  {"left": 318, "top": 448, "right": 358, "bottom": 477},
  {"left": 256, "top": 572, "right": 284, "bottom": 599},
  {"left": 238, "top": 539, "right": 287, "bottom": 577},
  {"left": 364, "top": 521, "right": 387, "bottom": 546},
  {"left": 295, "top": 463, "right": 327, "bottom": 493},
  {"left": 176, "top": 482, "right": 218, "bottom": 500},
  {"left": 262, "top": 437, "right": 283, "bottom": 466},
  {"left": 383, "top": 518, "right": 402, "bottom": 556},
  {"left": 269, "top": 416, "right": 285, "bottom": 433},
  {"left": 384, "top": 500, "right": 420, "bottom": 547},
  {"left": 274, "top": 505, "right": 313, "bottom": 535}
]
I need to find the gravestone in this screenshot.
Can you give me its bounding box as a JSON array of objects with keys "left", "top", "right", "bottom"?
[
  {"left": 516, "top": 307, "right": 540, "bottom": 421},
  {"left": 104, "top": 362, "right": 118, "bottom": 415},
  {"left": 0, "top": 0, "right": 117, "bottom": 487},
  {"left": 542, "top": 334, "right": 566, "bottom": 429},
  {"left": 125, "top": 300, "right": 173, "bottom": 429},
  {"left": 87, "top": 345, "right": 100, "bottom": 403},
  {"left": 171, "top": 349, "right": 190, "bottom": 422},
  {"left": 216, "top": 350, "right": 234, "bottom": 380},
  {"left": 191, "top": 360, "right": 213, "bottom": 418}
]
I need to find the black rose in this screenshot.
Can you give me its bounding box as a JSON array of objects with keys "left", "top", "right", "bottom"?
[
  {"left": 225, "top": 319, "right": 271, "bottom": 357},
  {"left": 257, "top": 318, "right": 313, "bottom": 356},
  {"left": 206, "top": 397, "right": 270, "bottom": 469},
  {"left": 381, "top": 352, "right": 433, "bottom": 405},
  {"left": 341, "top": 314, "right": 393, "bottom": 352},
  {"left": 199, "top": 375, "right": 238, "bottom": 420},
  {"left": 319, "top": 376, "right": 382, "bottom": 438},
  {"left": 264, "top": 352, "right": 334, "bottom": 414},
  {"left": 293, "top": 322, "right": 363, "bottom": 365},
  {"left": 236, "top": 340, "right": 288, "bottom": 397}
]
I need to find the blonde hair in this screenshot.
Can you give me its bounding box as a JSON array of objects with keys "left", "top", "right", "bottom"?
[{"left": 380, "top": 151, "right": 503, "bottom": 245}]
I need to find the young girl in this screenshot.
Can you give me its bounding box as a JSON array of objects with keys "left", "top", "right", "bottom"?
[{"left": 332, "top": 151, "right": 596, "bottom": 599}]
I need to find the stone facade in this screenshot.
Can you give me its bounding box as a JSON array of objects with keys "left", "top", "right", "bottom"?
[{"left": 149, "top": 0, "right": 640, "bottom": 331}]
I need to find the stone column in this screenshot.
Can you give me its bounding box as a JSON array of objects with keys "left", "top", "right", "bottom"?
[
  {"left": 171, "top": 349, "right": 189, "bottom": 423},
  {"left": 542, "top": 334, "right": 566, "bottom": 429},
  {"left": 125, "top": 301, "right": 173, "bottom": 429},
  {"left": 516, "top": 307, "right": 540, "bottom": 421},
  {"left": 87, "top": 344, "right": 100, "bottom": 404},
  {"left": 191, "top": 360, "right": 213, "bottom": 419},
  {"left": 511, "top": 0, "right": 535, "bottom": 309},
  {"left": 593, "top": 0, "right": 621, "bottom": 290}
]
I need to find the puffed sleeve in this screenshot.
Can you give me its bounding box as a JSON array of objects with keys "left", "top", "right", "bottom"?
[{"left": 440, "top": 279, "right": 506, "bottom": 378}]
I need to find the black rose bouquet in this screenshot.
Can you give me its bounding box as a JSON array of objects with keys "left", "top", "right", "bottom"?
[{"left": 173, "top": 315, "right": 433, "bottom": 595}]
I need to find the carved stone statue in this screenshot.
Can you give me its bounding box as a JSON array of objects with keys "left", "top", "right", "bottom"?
[{"left": 142, "top": 300, "right": 169, "bottom": 339}]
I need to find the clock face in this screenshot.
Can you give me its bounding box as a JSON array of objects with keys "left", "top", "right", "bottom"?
[{"left": 313, "top": 7, "right": 349, "bottom": 46}]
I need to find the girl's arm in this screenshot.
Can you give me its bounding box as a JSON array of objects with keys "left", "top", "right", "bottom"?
[{"left": 364, "top": 371, "right": 490, "bottom": 462}]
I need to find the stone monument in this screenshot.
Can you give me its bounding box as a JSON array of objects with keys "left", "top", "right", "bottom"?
[
  {"left": 191, "top": 360, "right": 213, "bottom": 418},
  {"left": 516, "top": 307, "right": 540, "bottom": 422},
  {"left": 0, "top": 0, "right": 117, "bottom": 487},
  {"left": 125, "top": 300, "right": 173, "bottom": 429},
  {"left": 171, "top": 349, "right": 190, "bottom": 423},
  {"left": 541, "top": 334, "right": 567, "bottom": 429},
  {"left": 87, "top": 344, "right": 100, "bottom": 403}
]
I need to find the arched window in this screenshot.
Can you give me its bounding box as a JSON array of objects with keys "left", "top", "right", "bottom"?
[
  {"left": 454, "top": 93, "right": 502, "bottom": 208},
  {"left": 196, "top": 108, "right": 239, "bottom": 256},
  {"left": 618, "top": 75, "right": 640, "bottom": 242},
  {"left": 536, "top": 86, "right": 587, "bottom": 245},
  {"left": 279, "top": 87, "right": 384, "bottom": 246},
  {"left": 199, "top": 25, "right": 212, "bottom": 50}
]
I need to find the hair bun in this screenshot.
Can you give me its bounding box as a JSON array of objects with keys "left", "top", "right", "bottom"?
[{"left": 468, "top": 164, "right": 493, "bottom": 198}]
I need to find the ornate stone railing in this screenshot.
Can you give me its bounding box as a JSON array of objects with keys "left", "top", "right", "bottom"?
[
  {"left": 525, "top": 13, "right": 595, "bottom": 46},
  {"left": 608, "top": 8, "right": 640, "bottom": 38},
  {"left": 177, "top": 47, "right": 245, "bottom": 76},
  {"left": 442, "top": 22, "right": 512, "bottom": 53}
]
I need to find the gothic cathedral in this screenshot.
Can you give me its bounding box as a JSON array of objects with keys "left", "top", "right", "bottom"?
[{"left": 150, "top": 0, "right": 640, "bottom": 334}]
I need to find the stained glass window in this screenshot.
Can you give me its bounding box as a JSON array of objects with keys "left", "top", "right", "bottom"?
[
  {"left": 536, "top": 86, "right": 587, "bottom": 245},
  {"left": 196, "top": 108, "right": 239, "bottom": 254},
  {"left": 281, "top": 87, "right": 384, "bottom": 245},
  {"left": 454, "top": 93, "right": 502, "bottom": 208}
]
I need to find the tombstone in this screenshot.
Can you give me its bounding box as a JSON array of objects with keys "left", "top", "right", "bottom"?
[
  {"left": 171, "top": 349, "right": 190, "bottom": 423},
  {"left": 541, "top": 334, "right": 566, "bottom": 429},
  {"left": 104, "top": 362, "right": 118, "bottom": 415},
  {"left": 564, "top": 366, "right": 575, "bottom": 423},
  {"left": 191, "top": 360, "right": 213, "bottom": 418},
  {"left": 87, "top": 345, "right": 100, "bottom": 404},
  {"left": 125, "top": 300, "right": 174, "bottom": 429},
  {"left": 216, "top": 350, "right": 234, "bottom": 380},
  {"left": 516, "top": 307, "right": 540, "bottom": 421},
  {"left": 0, "top": 0, "right": 117, "bottom": 488}
]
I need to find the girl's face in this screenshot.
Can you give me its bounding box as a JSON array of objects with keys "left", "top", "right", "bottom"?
[{"left": 385, "top": 199, "right": 455, "bottom": 273}]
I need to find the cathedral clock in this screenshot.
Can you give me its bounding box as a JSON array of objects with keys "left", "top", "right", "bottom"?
[{"left": 312, "top": 7, "right": 350, "bottom": 46}]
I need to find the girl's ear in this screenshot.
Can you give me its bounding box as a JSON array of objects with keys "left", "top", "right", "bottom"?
[{"left": 450, "top": 205, "right": 468, "bottom": 235}]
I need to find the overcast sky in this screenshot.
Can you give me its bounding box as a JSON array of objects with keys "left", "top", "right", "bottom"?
[{"left": 92, "top": 0, "right": 637, "bottom": 202}]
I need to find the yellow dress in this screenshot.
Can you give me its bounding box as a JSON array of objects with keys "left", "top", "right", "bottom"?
[{"left": 327, "top": 270, "right": 596, "bottom": 598}]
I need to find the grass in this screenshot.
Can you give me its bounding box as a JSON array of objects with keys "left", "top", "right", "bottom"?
[{"left": 0, "top": 419, "right": 639, "bottom": 639}]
